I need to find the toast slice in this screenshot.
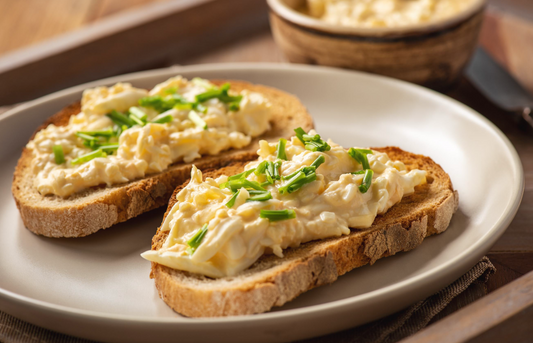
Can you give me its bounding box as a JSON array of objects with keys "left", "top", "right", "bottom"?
[
  {"left": 12, "top": 80, "right": 313, "bottom": 237},
  {"left": 149, "top": 147, "right": 458, "bottom": 317}
]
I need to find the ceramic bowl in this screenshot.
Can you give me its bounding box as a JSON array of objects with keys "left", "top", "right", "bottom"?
[{"left": 267, "top": 0, "right": 487, "bottom": 89}]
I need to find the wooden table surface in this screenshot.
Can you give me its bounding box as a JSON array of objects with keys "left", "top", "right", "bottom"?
[{"left": 1, "top": 0, "right": 532, "bottom": 341}]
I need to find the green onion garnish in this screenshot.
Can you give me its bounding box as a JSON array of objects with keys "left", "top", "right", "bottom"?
[
  {"left": 76, "top": 132, "right": 97, "bottom": 141},
  {"left": 279, "top": 165, "right": 318, "bottom": 193},
  {"left": 247, "top": 191, "right": 272, "bottom": 202},
  {"left": 99, "top": 144, "right": 119, "bottom": 153},
  {"left": 279, "top": 171, "right": 305, "bottom": 194},
  {"left": 129, "top": 114, "right": 145, "bottom": 126},
  {"left": 264, "top": 161, "right": 279, "bottom": 185},
  {"left": 186, "top": 224, "right": 209, "bottom": 255},
  {"left": 173, "top": 103, "right": 193, "bottom": 111},
  {"left": 227, "top": 179, "right": 266, "bottom": 192},
  {"left": 107, "top": 110, "right": 135, "bottom": 128},
  {"left": 348, "top": 148, "right": 373, "bottom": 170},
  {"left": 151, "top": 113, "right": 173, "bottom": 124},
  {"left": 260, "top": 209, "right": 296, "bottom": 222},
  {"left": 129, "top": 107, "right": 148, "bottom": 121},
  {"left": 228, "top": 168, "right": 256, "bottom": 181},
  {"left": 294, "top": 127, "right": 331, "bottom": 152},
  {"left": 282, "top": 166, "right": 315, "bottom": 180},
  {"left": 53, "top": 145, "right": 65, "bottom": 164},
  {"left": 71, "top": 149, "right": 107, "bottom": 165},
  {"left": 276, "top": 138, "right": 287, "bottom": 160},
  {"left": 225, "top": 190, "right": 240, "bottom": 208},
  {"left": 310, "top": 155, "right": 325, "bottom": 169},
  {"left": 254, "top": 161, "right": 268, "bottom": 176},
  {"left": 282, "top": 155, "right": 322, "bottom": 180},
  {"left": 195, "top": 83, "right": 243, "bottom": 107},
  {"left": 358, "top": 169, "right": 374, "bottom": 194},
  {"left": 188, "top": 111, "right": 207, "bottom": 130},
  {"left": 228, "top": 101, "right": 240, "bottom": 111},
  {"left": 77, "top": 128, "right": 114, "bottom": 137},
  {"left": 352, "top": 170, "right": 366, "bottom": 175},
  {"left": 163, "top": 87, "right": 177, "bottom": 94}
]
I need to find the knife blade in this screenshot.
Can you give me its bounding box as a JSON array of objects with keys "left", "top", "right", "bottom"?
[{"left": 465, "top": 47, "right": 533, "bottom": 131}]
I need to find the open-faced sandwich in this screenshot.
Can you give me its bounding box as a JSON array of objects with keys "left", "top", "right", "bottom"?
[
  {"left": 143, "top": 128, "right": 458, "bottom": 317},
  {"left": 12, "top": 77, "right": 312, "bottom": 237}
]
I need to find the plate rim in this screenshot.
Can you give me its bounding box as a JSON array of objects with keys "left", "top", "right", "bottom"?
[{"left": 0, "top": 63, "right": 524, "bottom": 327}]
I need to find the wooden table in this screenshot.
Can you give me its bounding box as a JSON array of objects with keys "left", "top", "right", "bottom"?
[{"left": 0, "top": 1, "right": 532, "bottom": 341}]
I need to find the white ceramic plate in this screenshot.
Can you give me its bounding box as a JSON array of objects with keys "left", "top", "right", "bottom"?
[{"left": 0, "top": 64, "right": 523, "bottom": 343}]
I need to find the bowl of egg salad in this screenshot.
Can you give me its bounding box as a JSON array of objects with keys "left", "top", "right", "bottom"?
[{"left": 267, "top": 0, "right": 486, "bottom": 89}]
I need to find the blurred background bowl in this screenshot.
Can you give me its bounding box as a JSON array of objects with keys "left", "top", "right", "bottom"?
[{"left": 267, "top": 0, "right": 487, "bottom": 89}]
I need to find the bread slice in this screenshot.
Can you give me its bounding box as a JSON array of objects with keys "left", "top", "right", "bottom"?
[
  {"left": 12, "top": 80, "right": 313, "bottom": 237},
  {"left": 148, "top": 147, "right": 458, "bottom": 317}
]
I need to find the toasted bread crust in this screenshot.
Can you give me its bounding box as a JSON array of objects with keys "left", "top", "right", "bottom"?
[
  {"left": 149, "top": 147, "right": 458, "bottom": 317},
  {"left": 12, "top": 80, "right": 313, "bottom": 237}
]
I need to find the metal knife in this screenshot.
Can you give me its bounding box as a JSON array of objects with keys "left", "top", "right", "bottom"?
[{"left": 465, "top": 47, "right": 533, "bottom": 132}]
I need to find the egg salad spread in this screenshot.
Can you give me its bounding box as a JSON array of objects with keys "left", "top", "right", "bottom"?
[
  {"left": 141, "top": 129, "right": 426, "bottom": 278},
  {"left": 305, "top": 0, "right": 477, "bottom": 28},
  {"left": 27, "top": 77, "right": 272, "bottom": 197}
]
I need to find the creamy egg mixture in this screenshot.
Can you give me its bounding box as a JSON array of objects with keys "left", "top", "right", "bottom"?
[
  {"left": 305, "top": 0, "right": 477, "bottom": 28},
  {"left": 27, "top": 76, "right": 272, "bottom": 197},
  {"left": 142, "top": 131, "right": 426, "bottom": 278}
]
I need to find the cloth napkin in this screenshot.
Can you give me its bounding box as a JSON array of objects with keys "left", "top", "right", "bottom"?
[{"left": 0, "top": 257, "right": 495, "bottom": 343}]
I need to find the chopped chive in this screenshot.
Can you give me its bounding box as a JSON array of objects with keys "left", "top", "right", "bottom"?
[
  {"left": 195, "top": 83, "right": 242, "bottom": 105},
  {"left": 278, "top": 171, "right": 305, "bottom": 194},
  {"left": 246, "top": 191, "right": 272, "bottom": 202},
  {"left": 228, "top": 168, "right": 256, "bottom": 181},
  {"left": 77, "top": 128, "right": 114, "bottom": 137},
  {"left": 129, "top": 114, "right": 145, "bottom": 126},
  {"left": 310, "top": 155, "right": 325, "bottom": 169},
  {"left": 99, "top": 144, "right": 119, "bottom": 153},
  {"left": 287, "top": 172, "right": 317, "bottom": 193},
  {"left": 282, "top": 166, "right": 315, "bottom": 180},
  {"left": 352, "top": 170, "right": 366, "bottom": 175},
  {"left": 228, "top": 101, "right": 240, "bottom": 111},
  {"left": 107, "top": 110, "right": 135, "bottom": 128},
  {"left": 254, "top": 161, "right": 268, "bottom": 176},
  {"left": 358, "top": 169, "right": 374, "bottom": 194},
  {"left": 186, "top": 224, "right": 209, "bottom": 255},
  {"left": 228, "top": 179, "right": 266, "bottom": 192},
  {"left": 151, "top": 113, "right": 173, "bottom": 124},
  {"left": 274, "top": 161, "right": 282, "bottom": 180},
  {"left": 225, "top": 190, "right": 240, "bottom": 208},
  {"left": 348, "top": 148, "right": 373, "bottom": 170},
  {"left": 129, "top": 107, "right": 148, "bottom": 121},
  {"left": 163, "top": 87, "right": 177, "bottom": 95},
  {"left": 294, "top": 127, "right": 306, "bottom": 144},
  {"left": 53, "top": 145, "right": 65, "bottom": 164},
  {"left": 276, "top": 138, "right": 287, "bottom": 160},
  {"left": 293, "top": 127, "right": 330, "bottom": 152},
  {"left": 71, "top": 149, "right": 107, "bottom": 165},
  {"left": 260, "top": 209, "right": 296, "bottom": 222},
  {"left": 76, "top": 132, "right": 97, "bottom": 141},
  {"left": 173, "top": 103, "right": 193, "bottom": 111},
  {"left": 188, "top": 111, "right": 207, "bottom": 130},
  {"left": 265, "top": 161, "right": 275, "bottom": 184}
]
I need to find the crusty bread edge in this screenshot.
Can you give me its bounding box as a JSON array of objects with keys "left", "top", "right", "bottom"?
[
  {"left": 12, "top": 80, "right": 313, "bottom": 237},
  {"left": 149, "top": 148, "right": 458, "bottom": 317}
]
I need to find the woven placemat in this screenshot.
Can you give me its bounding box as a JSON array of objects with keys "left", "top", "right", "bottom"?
[{"left": 0, "top": 257, "right": 495, "bottom": 343}]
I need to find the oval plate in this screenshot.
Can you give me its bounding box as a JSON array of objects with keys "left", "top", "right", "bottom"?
[{"left": 0, "top": 64, "right": 523, "bottom": 343}]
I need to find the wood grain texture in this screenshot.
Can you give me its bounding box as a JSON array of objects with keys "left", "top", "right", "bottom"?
[
  {"left": 0, "top": 0, "right": 167, "bottom": 56},
  {"left": 0, "top": 0, "right": 269, "bottom": 106}
]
